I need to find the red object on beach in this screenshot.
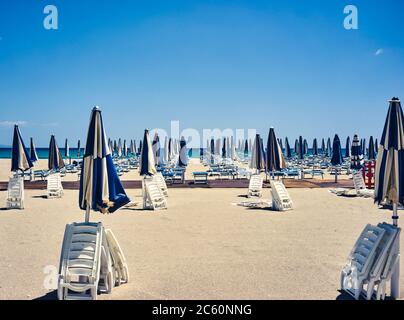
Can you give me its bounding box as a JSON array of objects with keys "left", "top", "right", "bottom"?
[{"left": 362, "top": 160, "right": 375, "bottom": 189}]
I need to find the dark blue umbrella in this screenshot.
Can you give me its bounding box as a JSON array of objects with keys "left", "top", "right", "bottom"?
[
  {"left": 331, "top": 134, "right": 343, "bottom": 182},
  {"left": 48, "top": 135, "right": 65, "bottom": 171},
  {"left": 345, "top": 136, "right": 351, "bottom": 158},
  {"left": 294, "top": 139, "right": 299, "bottom": 156},
  {"left": 375, "top": 138, "right": 378, "bottom": 155},
  {"left": 30, "top": 137, "right": 39, "bottom": 163},
  {"left": 11, "top": 125, "right": 33, "bottom": 172},
  {"left": 244, "top": 139, "right": 249, "bottom": 158},
  {"left": 374, "top": 97, "right": 404, "bottom": 298},
  {"left": 321, "top": 138, "right": 326, "bottom": 155},
  {"left": 312, "top": 138, "right": 318, "bottom": 156},
  {"left": 298, "top": 136, "right": 304, "bottom": 160},
  {"left": 222, "top": 138, "right": 227, "bottom": 158},
  {"left": 285, "top": 137, "right": 292, "bottom": 158},
  {"left": 79, "top": 106, "right": 130, "bottom": 221},
  {"left": 77, "top": 140, "right": 81, "bottom": 158},
  {"left": 368, "top": 136, "right": 376, "bottom": 160},
  {"left": 64, "top": 139, "right": 70, "bottom": 158},
  {"left": 266, "top": 128, "right": 286, "bottom": 173},
  {"left": 210, "top": 138, "right": 215, "bottom": 155},
  {"left": 350, "top": 134, "right": 363, "bottom": 170},
  {"left": 326, "top": 138, "right": 332, "bottom": 157}
]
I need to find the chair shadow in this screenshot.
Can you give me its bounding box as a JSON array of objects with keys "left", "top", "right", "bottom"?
[
  {"left": 237, "top": 195, "right": 249, "bottom": 198},
  {"left": 335, "top": 290, "right": 394, "bottom": 301},
  {"left": 34, "top": 290, "right": 58, "bottom": 301},
  {"left": 32, "top": 195, "right": 48, "bottom": 199}
]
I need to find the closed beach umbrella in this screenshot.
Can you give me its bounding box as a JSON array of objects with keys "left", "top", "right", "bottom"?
[
  {"left": 244, "top": 140, "right": 249, "bottom": 158},
  {"left": 294, "top": 139, "right": 299, "bottom": 156},
  {"left": 152, "top": 134, "right": 161, "bottom": 166},
  {"left": 64, "top": 139, "right": 70, "bottom": 158},
  {"left": 30, "top": 137, "right": 39, "bottom": 164},
  {"left": 163, "top": 137, "right": 169, "bottom": 163},
  {"left": 350, "top": 134, "right": 363, "bottom": 170},
  {"left": 303, "top": 139, "right": 308, "bottom": 155},
  {"left": 210, "top": 138, "right": 215, "bottom": 155},
  {"left": 139, "top": 130, "right": 157, "bottom": 176},
  {"left": 178, "top": 136, "right": 188, "bottom": 167},
  {"left": 138, "top": 140, "right": 143, "bottom": 155},
  {"left": 222, "top": 138, "right": 227, "bottom": 158},
  {"left": 249, "top": 134, "right": 265, "bottom": 172},
  {"left": 285, "top": 137, "right": 292, "bottom": 158},
  {"left": 11, "top": 125, "right": 33, "bottom": 173},
  {"left": 321, "top": 138, "right": 326, "bottom": 155},
  {"left": 77, "top": 140, "right": 81, "bottom": 158},
  {"left": 312, "top": 138, "right": 318, "bottom": 156},
  {"left": 331, "top": 134, "right": 343, "bottom": 182},
  {"left": 298, "top": 136, "right": 304, "bottom": 160},
  {"left": 123, "top": 140, "right": 128, "bottom": 157},
  {"left": 375, "top": 138, "right": 378, "bottom": 155},
  {"left": 79, "top": 106, "right": 130, "bottom": 222},
  {"left": 368, "top": 136, "right": 376, "bottom": 160},
  {"left": 48, "top": 135, "right": 65, "bottom": 171},
  {"left": 326, "top": 138, "right": 332, "bottom": 157},
  {"left": 345, "top": 136, "right": 351, "bottom": 158},
  {"left": 278, "top": 138, "right": 283, "bottom": 153},
  {"left": 374, "top": 97, "right": 404, "bottom": 298},
  {"left": 266, "top": 127, "right": 286, "bottom": 174},
  {"left": 117, "top": 139, "right": 122, "bottom": 158}
]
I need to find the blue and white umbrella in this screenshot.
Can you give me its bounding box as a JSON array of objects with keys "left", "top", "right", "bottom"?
[
  {"left": 368, "top": 136, "right": 376, "bottom": 160},
  {"left": 64, "top": 139, "right": 70, "bottom": 158},
  {"left": 178, "top": 136, "right": 188, "bottom": 167},
  {"left": 326, "top": 138, "right": 332, "bottom": 157},
  {"left": 312, "top": 138, "right": 318, "bottom": 156},
  {"left": 11, "top": 125, "right": 33, "bottom": 173},
  {"left": 249, "top": 134, "right": 265, "bottom": 172},
  {"left": 350, "top": 134, "right": 363, "bottom": 170},
  {"left": 265, "top": 127, "right": 286, "bottom": 174},
  {"left": 321, "top": 138, "right": 326, "bottom": 155},
  {"left": 285, "top": 137, "right": 292, "bottom": 158},
  {"left": 139, "top": 130, "right": 157, "bottom": 176},
  {"left": 79, "top": 107, "right": 130, "bottom": 221},
  {"left": 374, "top": 97, "right": 404, "bottom": 299},
  {"left": 152, "top": 133, "right": 161, "bottom": 166},
  {"left": 303, "top": 139, "right": 308, "bottom": 155},
  {"left": 48, "top": 135, "right": 65, "bottom": 171},
  {"left": 30, "top": 137, "right": 39, "bottom": 164},
  {"left": 294, "top": 139, "right": 299, "bottom": 157}
]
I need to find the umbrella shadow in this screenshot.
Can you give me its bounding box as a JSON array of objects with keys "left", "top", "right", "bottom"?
[
  {"left": 32, "top": 195, "right": 48, "bottom": 199},
  {"left": 34, "top": 290, "right": 58, "bottom": 301},
  {"left": 335, "top": 290, "right": 395, "bottom": 300},
  {"left": 237, "top": 195, "right": 249, "bottom": 198}
]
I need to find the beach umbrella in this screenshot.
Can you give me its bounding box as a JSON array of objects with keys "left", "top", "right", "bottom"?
[
  {"left": 79, "top": 106, "right": 130, "bottom": 222},
  {"left": 124, "top": 140, "right": 129, "bottom": 157},
  {"left": 266, "top": 127, "right": 286, "bottom": 174},
  {"left": 178, "top": 136, "right": 188, "bottom": 167},
  {"left": 375, "top": 138, "right": 378, "bottom": 155},
  {"left": 312, "top": 138, "right": 318, "bottom": 156},
  {"left": 139, "top": 130, "right": 157, "bottom": 176},
  {"left": 244, "top": 140, "right": 249, "bottom": 158},
  {"left": 113, "top": 140, "right": 117, "bottom": 155},
  {"left": 139, "top": 140, "right": 143, "bottom": 155},
  {"left": 48, "top": 135, "right": 65, "bottom": 171},
  {"left": 326, "top": 138, "right": 332, "bottom": 157},
  {"left": 278, "top": 138, "right": 283, "bottom": 153},
  {"left": 321, "top": 138, "right": 326, "bottom": 155},
  {"left": 215, "top": 138, "right": 221, "bottom": 156},
  {"left": 331, "top": 134, "right": 343, "bottom": 182},
  {"left": 285, "top": 137, "right": 292, "bottom": 158},
  {"left": 117, "top": 139, "right": 122, "bottom": 158},
  {"left": 129, "top": 140, "right": 134, "bottom": 155},
  {"left": 77, "top": 140, "right": 81, "bottom": 158},
  {"left": 11, "top": 125, "right": 33, "bottom": 173},
  {"left": 222, "top": 138, "right": 227, "bottom": 158},
  {"left": 231, "top": 136, "right": 237, "bottom": 160},
  {"left": 374, "top": 97, "right": 404, "bottom": 299},
  {"left": 304, "top": 139, "right": 308, "bottom": 155},
  {"left": 249, "top": 134, "right": 265, "bottom": 172},
  {"left": 210, "top": 138, "right": 215, "bottom": 155},
  {"left": 368, "top": 136, "right": 376, "bottom": 160},
  {"left": 64, "top": 139, "right": 70, "bottom": 159},
  {"left": 163, "top": 137, "right": 169, "bottom": 163},
  {"left": 350, "top": 134, "right": 363, "bottom": 170},
  {"left": 345, "top": 136, "right": 351, "bottom": 158},
  {"left": 294, "top": 139, "right": 299, "bottom": 156},
  {"left": 134, "top": 140, "right": 137, "bottom": 157},
  {"left": 152, "top": 133, "right": 161, "bottom": 166},
  {"left": 298, "top": 136, "right": 304, "bottom": 160},
  {"left": 30, "top": 137, "right": 39, "bottom": 164}
]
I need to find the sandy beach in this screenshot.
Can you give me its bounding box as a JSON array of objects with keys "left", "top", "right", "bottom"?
[{"left": 0, "top": 157, "right": 401, "bottom": 300}]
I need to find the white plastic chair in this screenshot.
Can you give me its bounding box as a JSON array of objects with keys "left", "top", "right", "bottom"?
[
  {"left": 6, "top": 176, "right": 24, "bottom": 209},
  {"left": 352, "top": 172, "right": 374, "bottom": 198},
  {"left": 248, "top": 175, "right": 263, "bottom": 198},
  {"left": 47, "top": 173, "right": 64, "bottom": 199},
  {"left": 143, "top": 178, "right": 167, "bottom": 210},
  {"left": 153, "top": 172, "right": 169, "bottom": 197},
  {"left": 270, "top": 180, "right": 293, "bottom": 211},
  {"left": 105, "top": 229, "right": 130, "bottom": 286}
]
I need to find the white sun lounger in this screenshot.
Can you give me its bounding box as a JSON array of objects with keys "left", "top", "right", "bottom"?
[
  {"left": 365, "top": 223, "right": 401, "bottom": 300},
  {"left": 341, "top": 224, "right": 386, "bottom": 300},
  {"left": 58, "top": 222, "right": 104, "bottom": 300},
  {"left": 6, "top": 176, "right": 24, "bottom": 209},
  {"left": 143, "top": 178, "right": 168, "bottom": 210},
  {"left": 154, "top": 172, "right": 169, "bottom": 197},
  {"left": 352, "top": 172, "right": 374, "bottom": 198},
  {"left": 248, "top": 175, "right": 263, "bottom": 198},
  {"left": 47, "top": 173, "right": 64, "bottom": 199},
  {"left": 105, "top": 229, "right": 130, "bottom": 286},
  {"left": 270, "top": 180, "right": 293, "bottom": 211}
]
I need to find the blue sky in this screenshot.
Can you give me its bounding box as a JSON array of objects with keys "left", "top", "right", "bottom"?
[{"left": 0, "top": 0, "right": 403, "bottom": 146}]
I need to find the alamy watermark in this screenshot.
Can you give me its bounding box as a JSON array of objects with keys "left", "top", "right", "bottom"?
[
  {"left": 343, "top": 5, "right": 358, "bottom": 30},
  {"left": 43, "top": 4, "right": 58, "bottom": 30}
]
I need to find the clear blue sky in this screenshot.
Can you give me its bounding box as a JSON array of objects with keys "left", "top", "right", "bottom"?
[{"left": 0, "top": 0, "right": 403, "bottom": 146}]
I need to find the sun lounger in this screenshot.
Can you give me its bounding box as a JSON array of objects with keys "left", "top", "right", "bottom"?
[
  {"left": 341, "top": 224, "right": 386, "bottom": 300},
  {"left": 47, "top": 172, "right": 64, "bottom": 198},
  {"left": 270, "top": 180, "right": 293, "bottom": 211},
  {"left": 153, "top": 172, "right": 169, "bottom": 196},
  {"left": 6, "top": 176, "right": 24, "bottom": 209},
  {"left": 105, "top": 229, "right": 129, "bottom": 286},
  {"left": 352, "top": 171, "right": 374, "bottom": 198},
  {"left": 58, "top": 222, "right": 104, "bottom": 300},
  {"left": 248, "top": 175, "right": 263, "bottom": 198},
  {"left": 143, "top": 178, "right": 168, "bottom": 210}
]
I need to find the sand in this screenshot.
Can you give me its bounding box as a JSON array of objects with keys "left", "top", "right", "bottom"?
[{"left": 1, "top": 178, "right": 402, "bottom": 300}]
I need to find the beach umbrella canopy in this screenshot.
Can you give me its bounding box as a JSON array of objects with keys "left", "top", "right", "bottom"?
[
  {"left": 48, "top": 135, "right": 65, "bottom": 171},
  {"left": 375, "top": 138, "right": 378, "bottom": 155},
  {"left": 210, "top": 138, "right": 215, "bottom": 155},
  {"left": 266, "top": 127, "right": 286, "bottom": 173},
  {"left": 345, "top": 136, "right": 351, "bottom": 158},
  {"left": 30, "top": 137, "right": 39, "bottom": 163},
  {"left": 278, "top": 138, "right": 283, "bottom": 153},
  {"left": 77, "top": 140, "right": 81, "bottom": 158},
  {"left": 368, "top": 136, "right": 376, "bottom": 160},
  {"left": 350, "top": 134, "right": 363, "bottom": 170},
  {"left": 249, "top": 134, "right": 265, "bottom": 171},
  {"left": 244, "top": 140, "right": 249, "bottom": 157},
  {"left": 321, "top": 138, "right": 326, "bottom": 155},
  {"left": 178, "top": 136, "right": 188, "bottom": 167},
  {"left": 152, "top": 133, "right": 161, "bottom": 166},
  {"left": 312, "top": 138, "right": 318, "bottom": 156},
  {"left": 303, "top": 139, "right": 308, "bottom": 155},
  {"left": 285, "top": 137, "right": 292, "bottom": 158},
  {"left": 373, "top": 97, "right": 404, "bottom": 298},
  {"left": 139, "top": 130, "right": 157, "bottom": 176},
  {"left": 298, "top": 136, "right": 304, "bottom": 160},
  {"left": 326, "top": 138, "right": 332, "bottom": 157},
  {"left": 79, "top": 106, "right": 130, "bottom": 218},
  {"left": 163, "top": 137, "right": 169, "bottom": 163},
  {"left": 331, "top": 134, "right": 343, "bottom": 166},
  {"left": 294, "top": 139, "right": 299, "bottom": 156},
  {"left": 117, "top": 139, "right": 123, "bottom": 158},
  {"left": 64, "top": 139, "right": 70, "bottom": 158},
  {"left": 11, "top": 125, "right": 33, "bottom": 172},
  {"left": 222, "top": 138, "right": 227, "bottom": 158},
  {"left": 138, "top": 140, "right": 143, "bottom": 154}
]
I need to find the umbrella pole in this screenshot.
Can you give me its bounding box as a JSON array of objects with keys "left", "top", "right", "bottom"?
[
  {"left": 85, "top": 205, "right": 90, "bottom": 223},
  {"left": 391, "top": 203, "right": 400, "bottom": 299},
  {"left": 334, "top": 169, "right": 338, "bottom": 183}
]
